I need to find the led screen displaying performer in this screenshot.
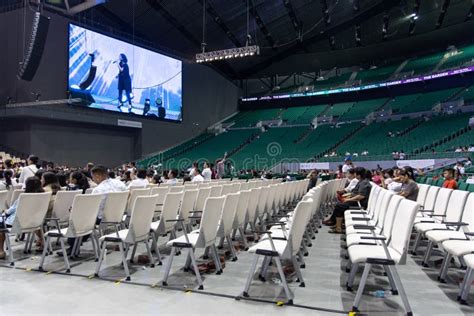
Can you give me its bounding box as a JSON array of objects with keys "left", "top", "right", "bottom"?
[{"left": 68, "top": 24, "right": 183, "bottom": 121}]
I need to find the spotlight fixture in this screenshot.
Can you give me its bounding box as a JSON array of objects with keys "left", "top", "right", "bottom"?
[{"left": 196, "top": 45, "right": 260, "bottom": 63}]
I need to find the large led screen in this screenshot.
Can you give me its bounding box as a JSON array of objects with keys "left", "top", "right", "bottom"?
[{"left": 68, "top": 24, "right": 182, "bottom": 121}]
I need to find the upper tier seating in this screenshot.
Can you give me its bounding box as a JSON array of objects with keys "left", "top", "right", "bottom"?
[
  {"left": 280, "top": 104, "right": 328, "bottom": 125},
  {"left": 355, "top": 64, "right": 398, "bottom": 83},
  {"left": 339, "top": 98, "right": 388, "bottom": 121},
  {"left": 402, "top": 51, "right": 446, "bottom": 75},
  {"left": 230, "top": 108, "right": 282, "bottom": 128},
  {"left": 440, "top": 44, "right": 474, "bottom": 70},
  {"left": 389, "top": 88, "right": 460, "bottom": 114},
  {"left": 313, "top": 72, "right": 352, "bottom": 91}
]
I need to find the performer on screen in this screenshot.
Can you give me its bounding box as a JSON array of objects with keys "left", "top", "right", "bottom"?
[{"left": 116, "top": 53, "right": 132, "bottom": 112}]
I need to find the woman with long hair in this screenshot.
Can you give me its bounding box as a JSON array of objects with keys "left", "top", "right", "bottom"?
[
  {"left": 116, "top": 53, "right": 132, "bottom": 112},
  {"left": 68, "top": 171, "right": 90, "bottom": 194}
]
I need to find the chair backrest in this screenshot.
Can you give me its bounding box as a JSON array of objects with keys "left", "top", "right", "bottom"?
[
  {"left": 256, "top": 186, "right": 270, "bottom": 217},
  {"left": 388, "top": 199, "right": 420, "bottom": 260},
  {"left": 67, "top": 194, "right": 103, "bottom": 237},
  {"left": 288, "top": 199, "right": 313, "bottom": 255},
  {"left": 52, "top": 190, "right": 82, "bottom": 224},
  {"left": 127, "top": 188, "right": 151, "bottom": 214},
  {"left": 265, "top": 185, "right": 277, "bottom": 215},
  {"left": 179, "top": 189, "right": 199, "bottom": 224},
  {"left": 169, "top": 186, "right": 184, "bottom": 193},
  {"left": 195, "top": 187, "right": 211, "bottom": 211},
  {"left": 85, "top": 188, "right": 94, "bottom": 194},
  {"left": 11, "top": 192, "right": 52, "bottom": 233},
  {"left": 197, "top": 196, "right": 226, "bottom": 247},
  {"left": 461, "top": 193, "right": 474, "bottom": 233},
  {"left": 234, "top": 190, "right": 250, "bottom": 227},
  {"left": 416, "top": 184, "right": 430, "bottom": 206},
  {"left": 374, "top": 190, "right": 394, "bottom": 227},
  {"left": 220, "top": 184, "right": 234, "bottom": 196},
  {"left": 185, "top": 184, "right": 199, "bottom": 190},
  {"left": 127, "top": 195, "right": 159, "bottom": 243},
  {"left": 10, "top": 189, "right": 24, "bottom": 206},
  {"left": 102, "top": 191, "right": 130, "bottom": 223},
  {"left": 150, "top": 187, "right": 169, "bottom": 206},
  {"left": 381, "top": 195, "right": 404, "bottom": 239},
  {"left": 161, "top": 192, "right": 183, "bottom": 232},
  {"left": 232, "top": 183, "right": 241, "bottom": 192},
  {"left": 240, "top": 182, "right": 249, "bottom": 190},
  {"left": 209, "top": 185, "right": 223, "bottom": 197},
  {"left": 432, "top": 188, "right": 453, "bottom": 216},
  {"left": 423, "top": 186, "right": 440, "bottom": 210},
  {"left": 247, "top": 188, "right": 261, "bottom": 222},
  {"left": 445, "top": 190, "right": 470, "bottom": 223},
  {"left": 217, "top": 192, "right": 240, "bottom": 236},
  {"left": 0, "top": 190, "right": 8, "bottom": 211}
]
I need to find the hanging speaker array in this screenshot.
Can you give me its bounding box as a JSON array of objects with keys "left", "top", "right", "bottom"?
[{"left": 17, "top": 12, "right": 50, "bottom": 81}]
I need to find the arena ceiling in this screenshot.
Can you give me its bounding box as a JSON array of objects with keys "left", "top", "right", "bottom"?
[{"left": 2, "top": 0, "right": 474, "bottom": 79}]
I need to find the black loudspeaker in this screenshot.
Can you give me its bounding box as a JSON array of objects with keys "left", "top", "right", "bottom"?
[{"left": 17, "top": 12, "right": 50, "bottom": 81}]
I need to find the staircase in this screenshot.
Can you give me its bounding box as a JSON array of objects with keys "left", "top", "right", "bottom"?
[
  {"left": 317, "top": 123, "right": 367, "bottom": 158},
  {"left": 398, "top": 119, "right": 425, "bottom": 137},
  {"left": 227, "top": 131, "right": 262, "bottom": 158},
  {"left": 294, "top": 127, "right": 313, "bottom": 144}
]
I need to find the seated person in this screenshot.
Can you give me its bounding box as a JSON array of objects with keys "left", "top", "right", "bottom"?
[
  {"left": 0, "top": 177, "right": 44, "bottom": 258},
  {"left": 324, "top": 167, "right": 372, "bottom": 234},
  {"left": 398, "top": 167, "right": 419, "bottom": 201},
  {"left": 191, "top": 169, "right": 204, "bottom": 182},
  {"left": 442, "top": 168, "right": 457, "bottom": 189},
  {"left": 127, "top": 168, "right": 149, "bottom": 188},
  {"left": 387, "top": 168, "right": 403, "bottom": 192},
  {"left": 336, "top": 168, "right": 358, "bottom": 201},
  {"left": 67, "top": 171, "right": 90, "bottom": 194},
  {"left": 166, "top": 169, "right": 179, "bottom": 185}
]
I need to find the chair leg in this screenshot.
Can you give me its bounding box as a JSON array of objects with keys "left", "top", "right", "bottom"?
[
  {"left": 346, "top": 263, "right": 359, "bottom": 290},
  {"left": 5, "top": 233, "right": 14, "bottom": 266},
  {"left": 274, "top": 256, "right": 293, "bottom": 304},
  {"left": 384, "top": 265, "right": 399, "bottom": 294},
  {"left": 118, "top": 242, "right": 130, "bottom": 281},
  {"left": 439, "top": 253, "right": 452, "bottom": 282},
  {"left": 59, "top": 239, "right": 71, "bottom": 273},
  {"left": 260, "top": 256, "right": 271, "bottom": 280},
  {"left": 23, "top": 232, "right": 31, "bottom": 254},
  {"left": 218, "top": 237, "right": 225, "bottom": 249},
  {"left": 239, "top": 227, "right": 249, "bottom": 250},
  {"left": 460, "top": 268, "right": 473, "bottom": 303},
  {"left": 243, "top": 254, "right": 259, "bottom": 297},
  {"left": 422, "top": 241, "right": 434, "bottom": 267},
  {"left": 411, "top": 232, "right": 422, "bottom": 255},
  {"left": 162, "top": 247, "right": 176, "bottom": 286},
  {"left": 188, "top": 247, "right": 204, "bottom": 290},
  {"left": 388, "top": 265, "right": 413, "bottom": 315},
  {"left": 352, "top": 263, "right": 372, "bottom": 312},
  {"left": 95, "top": 240, "right": 107, "bottom": 277},
  {"left": 144, "top": 240, "right": 156, "bottom": 268},
  {"left": 297, "top": 250, "right": 306, "bottom": 268},
  {"left": 184, "top": 251, "right": 192, "bottom": 271},
  {"left": 129, "top": 243, "right": 138, "bottom": 263},
  {"left": 203, "top": 246, "right": 210, "bottom": 259},
  {"left": 226, "top": 235, "right": 238, "bottom": 261},
  {"left": 211, "top": 244, "right": 222, "bottom": 274},
  {"left": 292, "top": 256, "right": 305, "bottom": 287},
  {"left": 38, "top": 236, "right": 50, "bottom": 271},
  {"left": 151, "top": 233, "right": 162, "bottom": 265},
  {"left": 91, "top": 232, "right": 99, "bottom": 261}
]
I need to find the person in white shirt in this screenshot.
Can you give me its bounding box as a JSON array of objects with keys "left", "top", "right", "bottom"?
[
  {"left": 166, "top": 169, "right": 179, "bottom": 185},
  {"left": 189, "top": 162, "right": 198, "bottom": 179},
  {"left": 127, "top": 169, "right": 149, "bottom": 188},
  {"left": 91, "top": 166, "right": 127, "bottom": 220},
  {"left": 191, "top": 169, "right": 204, "bottom": 182},
  {"left": 18, "top": 155, "right": 39, "bottom": 184},
  {"left": 344, "top": 169, "right": 359, "bottom": 193},
  {"left": 202, "top": 162, "right": 212, "bottom": 181},
  {"left": 342, "top": 159, "right": 353, "bottom": 173}
]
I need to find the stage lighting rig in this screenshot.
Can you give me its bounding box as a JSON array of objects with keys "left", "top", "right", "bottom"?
[{"left": 196, "top": 45, "right": 260, "bottom": 63}]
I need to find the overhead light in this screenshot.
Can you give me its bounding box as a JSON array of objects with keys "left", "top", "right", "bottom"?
[
  {"left": 408, "top": 13, "right": 416, "bottom": 18},
  {"left": 195, "top": 45, "right": 260, "bottom": 63},
  {"left": 413, "top": 15, "right": 419, "bottom": 20}
]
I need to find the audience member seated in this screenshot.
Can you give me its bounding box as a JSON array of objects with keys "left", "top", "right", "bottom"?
[
  {"left": 387, "top": 168, "right": 403, "bottom": 192},
  {"left": 166, "top": 169, "right": 178, "bottom": 185},
  {"left": 67, "top": 171, "right": 90, "bottom": 194},
  {"left": 0, "top": 170, "right": 14, "bottom": 192},
  {"left": 127, "top": 169, "right": 149, "bottom": 188},
  {"left": 306, "top": 169, "right": 319, "bottom": 191},
  {"left": 0, "top": 177, "right": 44, "bottom": 258},
  {"left": 191, "top": 169, "right": 204, "bottom": 182},
  {"left": 442, "top": 168, "right": 457, "bottom": 189},
  {"left": 336, "top": 168, "right": 358, "bottom": 200},
  {"left": 398, "top": 167, "right": 419, "bottom": 201},
  {"left": 18, "top": 155, "right": 39, "bottom": 184},
  {"left": 323, "top": 167, "right": 372, "bottom": 234},
  {"left": 41, "top": 172, "right": 62, "bottom": 218}
]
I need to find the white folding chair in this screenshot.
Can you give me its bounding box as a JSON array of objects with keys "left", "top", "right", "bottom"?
[
  {"left": 162, "top": 196, "right": 226, "bottom": 289},
  {"left": 209, "top": 185, "right": 223, "bottom": 197},
  {"left": 242, "top": 198, "right": 314, "bottom": 304},
  {"left": 39, "top": 194, "right": 103, "bottom": 272},
  {"left": 0, "top": 190, "right": 9, "bottom": 211},
  {"left": 2, "top": 192, "right": 51, "bottom": 265},
  {"left": 216, "top": 192, "right": 240, "bottom": 261},
  {"left": 178, "top": 189, "right": 199, "bottom": 232},
  {"left": 232, "top": 190, "right": 250, "bottom": 250},
  {"left": 95, "top": 194, "right": 159, "bottom": 280},
  {"left": 99, "top": 191, "right": 130, "bottom": 234},
  {"left": 9, "top": 189, "right": 24, "bottom": 208}
]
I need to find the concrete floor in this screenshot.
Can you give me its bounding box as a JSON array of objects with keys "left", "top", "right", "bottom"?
[{"left": 0, "top": 226, "right": 473, "bottom": 315}]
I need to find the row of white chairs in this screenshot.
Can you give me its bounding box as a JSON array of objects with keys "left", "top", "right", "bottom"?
[{"left": 407, "top": 183, "right": 474, "bottom": 305}]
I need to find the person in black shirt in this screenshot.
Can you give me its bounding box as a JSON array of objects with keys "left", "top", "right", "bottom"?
[
  {"left": 116, "top": 53, "right": 132, "bottom": 112},
  {"left": 326, "top": 167, "right": 372, "bottom": 234}
]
